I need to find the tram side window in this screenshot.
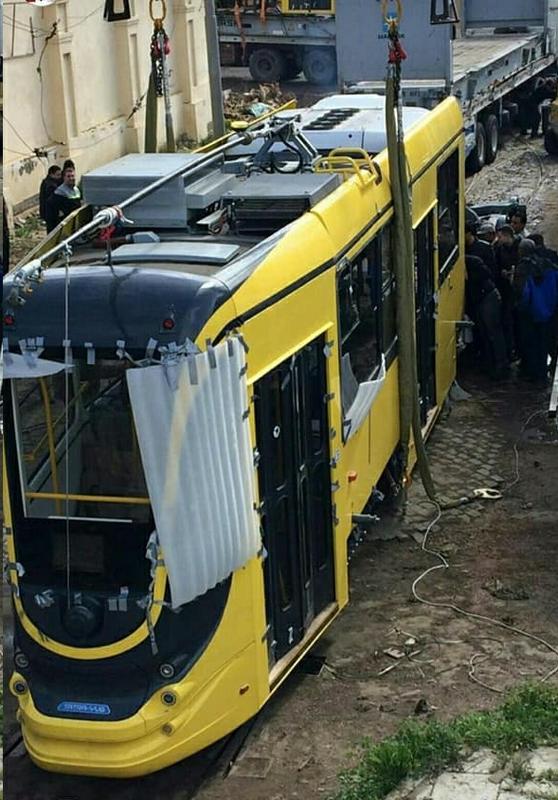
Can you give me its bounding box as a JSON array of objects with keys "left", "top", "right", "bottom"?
[
  {"left": 338, "top": 242, "right": 382, "bottom": 394},
  {"left": 437, "top": 149, "right": 460, "bottom": 283}
]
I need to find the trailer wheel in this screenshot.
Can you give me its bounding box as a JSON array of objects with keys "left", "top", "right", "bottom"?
[
  {"left": 484, "top": 114, "right": 499, "bottom": 164},
  {"left": 467, "top": 121, "right": 487, "bottom": 173},
  {"left": 248, "top": 48, "right": 285, "bottom": 83},
  {"left": 302, "top": 47, "right": 337, "bottom": 85},
  {"left": 545, "top": 128, "right": 558, "bottom": 155}
]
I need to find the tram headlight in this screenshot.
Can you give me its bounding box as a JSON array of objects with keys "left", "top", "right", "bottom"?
[{"left": 13, "top": 679, "right": 28, "bottom": 696}]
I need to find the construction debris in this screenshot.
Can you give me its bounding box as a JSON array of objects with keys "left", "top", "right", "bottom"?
[{"left": 223, "top": 83, "right": 295, "bottom": 122}]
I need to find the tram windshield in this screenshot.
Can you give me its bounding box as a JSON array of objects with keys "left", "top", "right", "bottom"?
[{"left": 11, "top": 358, "right": 150, "bottom": 523}]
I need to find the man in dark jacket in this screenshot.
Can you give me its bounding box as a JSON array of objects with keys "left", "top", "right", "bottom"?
[
  {"left": 493, "top": 225, "right": 519, "bottom": 359},
  {"left": 466, "top": 255, "right": 508, "bottom": 379},
  {"left": 520, "top": 76, "right": 557, "bottom": 137},
  {"left": 528, "top": 233, "right": 558, "bottom": 267},
  {"left": 465, "top": 221, "right": 497, "bottom": 278},
  {"left": 45, "top": 166, "right": 82, "bottom": 233},
  {"left": 39, "top": 165, "right": 62, "bottom": 222}
]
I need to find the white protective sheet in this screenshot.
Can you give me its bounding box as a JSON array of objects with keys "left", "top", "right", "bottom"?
[
  {"left": 126, "top": 338, "right": 260, "bottom": 608},
  {"left": 344, "top": 355, "right": 386, "bottom": 441},
  {"left": 3, "top": 351, "right": 67, "bottom": 380}
]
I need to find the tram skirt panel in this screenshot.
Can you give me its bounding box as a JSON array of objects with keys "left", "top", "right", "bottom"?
[{"left": 126, "top": 338, "right": 260, "bottom": 608}]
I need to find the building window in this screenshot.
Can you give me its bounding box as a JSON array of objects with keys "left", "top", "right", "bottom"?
[{"left": 437, "top": 148, "right": 460, "bottom": 283}]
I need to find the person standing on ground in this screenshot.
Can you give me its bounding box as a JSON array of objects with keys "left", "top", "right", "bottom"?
[
  {"left": 45, "top": 166, "right": 82, "bottom": 233},
  {"left": 509, "top": 207, "right": 529, "bottom": 239},
  {"left": 495, "top": 224, "right": 519, "bottom": 267},
  {"left": 465, "top": 254, "right": 508, "bottom": 379},
  {"left": 494, "top": 224, "right": 519, "bottom": 360},
  {"left": 39, "top": 165, "right": 62, "bottom": 223},
  {"left": 528, "top": 233, "right": 558, "bottom": 267},
  {"left": 514, "top": 239, "right": 558, "bottom": 384},
  {"left": 528, "top": 233, "right": 558, "bottom": 377},
  {"left": 465, "top": 221, "right": 497, "bottom": 277},
  {"left": 477, "top": 221, "right": 497, "bottom": 246},
  {"left": 519, "top": 76, "right": 557, "bottom": 138}
]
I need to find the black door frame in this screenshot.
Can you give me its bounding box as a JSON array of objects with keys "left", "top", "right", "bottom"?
[
  {"left": 255, "top": 335, "right": 335, "bottom": 664},
  {"left": 415, "top": 213, "right": 437, "bottom": 424}
]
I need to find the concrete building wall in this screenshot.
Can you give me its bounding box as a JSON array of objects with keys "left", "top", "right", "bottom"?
[{"left": 3, "top": 0, "right": 213, "bottom": 211}]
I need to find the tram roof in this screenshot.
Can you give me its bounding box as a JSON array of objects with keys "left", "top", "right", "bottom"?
[
  {"left": 3, "top": 96, "right": 463, "bottom": 352},
  {"left": 228, "top": 94, "right": 430, "bottom": 157}
]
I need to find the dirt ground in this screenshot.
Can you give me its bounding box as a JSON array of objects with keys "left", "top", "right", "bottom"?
[
  {"left": 3, "top": 96, "right": 558, "bottom": 800},
  {"left": 195, "top": 377, "right": 558, "bottom": 800}
]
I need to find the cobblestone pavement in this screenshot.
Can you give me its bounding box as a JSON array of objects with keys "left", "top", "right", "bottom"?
[
  {"left": 368, "top": 388, "right": 510, "bottom": 546},
  {"left": 386, "top": 747, "right": 558, "bottom": 800}
]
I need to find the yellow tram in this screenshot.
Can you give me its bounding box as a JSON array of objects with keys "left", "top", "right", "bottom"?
[{"left": 3, "top": 94, "right": 464, "bottom": 776}]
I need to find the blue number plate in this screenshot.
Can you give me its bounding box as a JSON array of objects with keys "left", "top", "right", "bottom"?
[{"left": 57, "top": 701, "right": 111, "bottom": 716}]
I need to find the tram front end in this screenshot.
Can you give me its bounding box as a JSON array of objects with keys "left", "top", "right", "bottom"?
[{"left": 3, "top": 264, "right": 265, "bottom": 776}]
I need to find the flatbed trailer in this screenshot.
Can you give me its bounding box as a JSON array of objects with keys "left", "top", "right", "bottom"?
[
  {"left": 350, "top": 30, "right": 556, "bottom": 164},
  {"left": 336, "top": 0, "right": 557, "bottom": 171},
  {"left": 218, "top": 1, "right": 557, "bottom": 170}
]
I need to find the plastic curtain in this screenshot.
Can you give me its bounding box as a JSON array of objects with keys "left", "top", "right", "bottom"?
[{"left": 126, "top": 338, "right": 261, "bottom": 608}]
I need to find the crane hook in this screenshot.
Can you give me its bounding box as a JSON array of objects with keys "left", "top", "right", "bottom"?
[
  {"left": 381, "top": 0, "right": 403, "bottom": 25},
  {"left": 149, "top": 0, "right": 167, "bottom": 28}
]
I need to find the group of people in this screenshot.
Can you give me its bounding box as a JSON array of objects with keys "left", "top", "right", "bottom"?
[
  {"left": 465, "top": 208, "right": 558, "bottom": 385},
  {"left": 39, "top": 160, "right": 82, "bottom": 233}
]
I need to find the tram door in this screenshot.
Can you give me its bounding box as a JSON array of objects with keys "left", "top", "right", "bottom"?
[
  {"left": 414, "top": 214, "right": 437, "bottom": 425},
  {"left": 255, "top": 336, "right": 335, "bottom": 664}
]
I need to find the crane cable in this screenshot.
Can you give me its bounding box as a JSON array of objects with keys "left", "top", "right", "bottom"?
[
  {"left": 383, "top": 3, "right": 436, "bottom": 501},
  {"left": 234, "top": 1, "right": 248, "bottom": 59},
  {"left": 148, "top": 0, "right": 176, "bottom": 152}
]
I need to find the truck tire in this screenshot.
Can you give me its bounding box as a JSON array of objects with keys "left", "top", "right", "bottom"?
[
  {"left": 545, "top": 128, "right": 558, "bottom": 155},
  {"left": 467, "top": 121, "right": 487, "bottom": 173},
  {"left": 302, "top": 47, "right": 337, "bottom": 85},
  {"left": 484, "top": 114, "right": 499, "bottom": 164},
  {"left": 248, "top": 48, "right": 285, "bottom": 83}
]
